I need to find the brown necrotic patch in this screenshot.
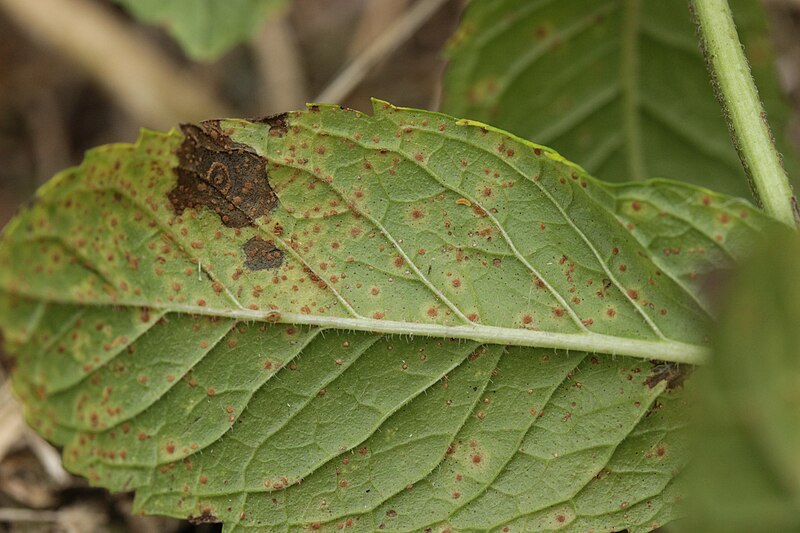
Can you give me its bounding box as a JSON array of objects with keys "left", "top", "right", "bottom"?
[
  {"left": 249, "top": 112, "right": 289, "bottom": 137},
  {"left": 645, "top": 361, "right": 691, "bottom": 391},
  {"left": 242, "top": 236, "right": 284, "bottom": 271},
  {"left": 188, "top": 508, "right": 219, "bottom": 524},
  {"left": 168, "top": 120, "right": 277, "bottom": 228}
]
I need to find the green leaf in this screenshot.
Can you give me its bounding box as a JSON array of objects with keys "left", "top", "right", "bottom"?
[
  {"left": 0, "top": 101, "right": 773, "bottom": 531},
  {"left": 688, "top": 226, "right": 800, "bottom": 532},
  {"left": 441, "top": 0, "right": 797, "bottom": 197},
  {"left": 114, "top": 0, "right": 287, "bottom": 60}
]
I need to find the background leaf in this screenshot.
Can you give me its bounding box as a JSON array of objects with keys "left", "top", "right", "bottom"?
[
  {"left": 687, "top": 226, "right": 800, "bottom": 532},
  {"left": 441, "top": 0, "right": 797, "bottom": 197},
  {"left": 113, "top": 0, "right": 288, "bottom": 60},
  {"left": 0, "top": 102, "right": 774, "bottom": 531}
]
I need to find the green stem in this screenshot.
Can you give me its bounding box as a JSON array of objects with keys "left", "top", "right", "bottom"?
[{"left": 690, "top": 0, "right": 798, "bottom": 227}]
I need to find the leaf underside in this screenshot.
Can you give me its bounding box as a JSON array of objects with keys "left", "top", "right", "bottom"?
[
  {"left": 114, "top": 0, "right": 287, "bottom": 60},
  {"left": 0, "top": 101, "right": 773, "bottom": 531},
  {"left": 442, "top": 0, "right": 797, "bottom": 197}
]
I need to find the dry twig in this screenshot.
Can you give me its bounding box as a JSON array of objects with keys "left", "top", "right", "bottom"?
[
  {"left": 0, "top": 0, "right": 231, "bottom": 128},
  {"left": 254, "top": 11, "right": 309, "bottom": 114},
  {"left": 315, "top": 0, "right": 451, "bottom": 103}
]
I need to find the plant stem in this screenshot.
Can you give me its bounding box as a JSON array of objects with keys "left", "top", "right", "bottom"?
[{"left": 690, "top": 0, "right": 798, "bottom": 226}]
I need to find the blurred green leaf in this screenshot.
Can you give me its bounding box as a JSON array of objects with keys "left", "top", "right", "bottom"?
[
  {"left": 114, "top": 0, "right": 287, "bottom": 60},
  {"left": 442, "top": 0, "right": 797, "bottom": 197},
  {"left": 689, "top": 226, "right": 800, "bottom": 532}
]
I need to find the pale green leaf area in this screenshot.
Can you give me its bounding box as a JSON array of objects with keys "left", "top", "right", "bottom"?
[
  {"left": 442, "top": 0, "right": 797, "bottom": 198},
  {"left": 686, "top": 226, "right": 800, "bottom": 533},
  {"left": 0, "top": 102, "right": 774, "bottom": 531},
  {"left": 114, "top": 0, "right": 287, "bottom": 60}
]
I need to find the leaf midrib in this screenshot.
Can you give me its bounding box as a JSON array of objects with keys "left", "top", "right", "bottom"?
[
  {"left": 2, "top": 288, "right": 707, "bottom": 364},
  {"left": 6, "top": 180, "right": 708, "bottom": 364}
]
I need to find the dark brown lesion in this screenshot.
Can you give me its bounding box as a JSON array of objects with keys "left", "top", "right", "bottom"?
[
  {"left": 249, "top": 112, "right": 289, "bottom": 137},
  {"left": 242, "top": 236, "right": 284, "bottom": 271},
  {"left": 188, "top": 508, "right": 219, "bottom": 524},
  {"left": 168, "top": 120, "right": 277, "bottom": 228},
  {"left": 645, "top": 361, "right": 691, "bottom": 390}
]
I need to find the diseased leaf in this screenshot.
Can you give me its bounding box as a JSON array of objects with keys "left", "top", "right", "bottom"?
[
  {"left": 688, "top": 226, "right": 800, "bottom": 532},
  {"left": 0, "top": 101, "right": 774, "bottom": 531},
  {"left": 442, "top": 0, "right": 797, "bottom": 197},
  {"left": 114, "top": 0, "right": 287, "bottom": 60}
]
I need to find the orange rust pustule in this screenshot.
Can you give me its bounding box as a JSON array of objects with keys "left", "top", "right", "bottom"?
[
  {"left": 242, "top": 236, "right": 284, "bottom": 271},
  {"left": 168, "top": 120, "right": 276, "bottom": 228}
]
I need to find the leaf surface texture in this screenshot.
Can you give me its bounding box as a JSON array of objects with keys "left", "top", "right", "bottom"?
[{"left": 0, "top": 102, "right": 773, "bottom": 531}]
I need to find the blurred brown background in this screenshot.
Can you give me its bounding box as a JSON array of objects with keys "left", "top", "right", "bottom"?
[{"left": 0, "top": 0, "right": 798, "bottom": 531}]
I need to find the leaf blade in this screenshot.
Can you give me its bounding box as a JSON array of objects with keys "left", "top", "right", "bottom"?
[
  {"left": 0, "top": 102, "right": 772, "bottom": 531},
  {"left": 113, "top": 0, "right": 287, "bottom": 60},
  {"left": 689, "top": 226, "right": 800, "bottom": 531},
  {"left": 441, "top": 0, "right": 797, "bottom": 197}
]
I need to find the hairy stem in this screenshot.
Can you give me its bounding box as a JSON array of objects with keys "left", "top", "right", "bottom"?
[
  {"left": 690, "top": 0, "right": 798, "bottom": 226},
  {"left": 109, "top": 302, "right": 710, "bottom": 365}
]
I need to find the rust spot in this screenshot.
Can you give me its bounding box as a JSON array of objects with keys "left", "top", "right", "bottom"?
[
  {"left": 242, "top": 236, "right": 285, "bottom": 271},
  {"left": 168, "top": 120, "right": 277, "bottom": 228}
]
